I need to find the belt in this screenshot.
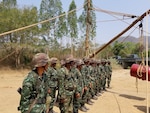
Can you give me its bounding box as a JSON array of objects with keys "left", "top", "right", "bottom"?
[{"left": 65, "top": 87, "right": 74, "bottom": 91}]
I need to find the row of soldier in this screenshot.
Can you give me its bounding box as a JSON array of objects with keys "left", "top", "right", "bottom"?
[{"left": 18, "top": 53, "right": 112, "bottom": 113}]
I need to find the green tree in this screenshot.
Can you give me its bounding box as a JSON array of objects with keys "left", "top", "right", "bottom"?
[
  {"left": 112, "top": 41, "right": 125, "bottom": 56},
  {"left": 99, "top": 45, "right": 113, "bottom": 59},
  {"left": 67, "top": 0, "right": 78, "bottom": 55},
  {"left": 0, "top": 4, "right": 39, "bottom": 68},
  {"left": 2, "top": 0, "right": 17, "bottom": 7},
  {"left": 78, "top": 0, "right": 96, "bottom": 39},
  {"left": 39, "top": 0, "right": 63, "bottom": 49}
]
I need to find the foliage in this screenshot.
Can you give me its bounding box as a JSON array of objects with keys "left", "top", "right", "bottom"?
[
  {"left": 67, "top": 0, "right": 78, "bottom": 39},
  {"left": 0, "top": 0, "right": 150, "bottom": 69},
  {"left": 78, "top": 0, "right": 96, "bottom": 40}
]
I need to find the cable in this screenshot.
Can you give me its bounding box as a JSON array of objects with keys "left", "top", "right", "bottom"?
[
  {"left": 93, "top": 5, "right": 150, "bottom": 35},
  {"left": 92, "top": 7, "right": 138, "bottom": 18},
  {"left": 120, "top": 25, "right": 138, "bottom": 43},
  {"left": 0, "top": 3, "right": 86, "bottom": 37},
  {"left": 96, "top": 17, "right": 134, "bottom": 23}
]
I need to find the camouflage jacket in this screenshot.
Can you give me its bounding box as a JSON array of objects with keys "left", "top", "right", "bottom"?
[
  {"left": 46, "top": 67, "right": 58, "bottom": 88},
  {"left": 59, "top": 67, "right": 76, "bottom": 96},
  {"left": 19, "top": 69, "right": 48, "bottom": 113}
]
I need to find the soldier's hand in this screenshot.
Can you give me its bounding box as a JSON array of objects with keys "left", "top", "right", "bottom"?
[
  {"left": 89, "top": 83, "right": 92, "bottom": 88},
  {"left": 82, "top": 88, "right": 85, "bottom": 94},
  {"left": 84, "top": 86, "right": 88, "bottom": 91},
  {"left": 75, "top": 93, "right": 80, "bottom": 98},
  {"left": 60, "top": 99, "right": 64, "bottom": 103},
  {"left": 47, "top": 89, "right": 51, "bottom": 94}
]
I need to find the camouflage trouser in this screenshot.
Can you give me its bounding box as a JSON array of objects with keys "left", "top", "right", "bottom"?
[
  {"left": 101, "top": 75, "right": 106, "bottom": 90},
  {"left": 59, "top": 95, "right": 73, "bottom": 113},
  {"left": 106, "top": 74, "right": 111, "bottom": 87},
  {"left": 73, "top": 97, "right": 81, "bottom": 113},
  {"left": 80, "top": 88, "right": 89, "bottom": 106},
  {"left": 49, "top": 87, "right": 57, "bottom": 110},
  {"left": 24, "top": 104, "right": 46, "bottom": 113},
  {"left": 97, "top": 78, "right": 102, "bottom": 92},
  {"left": 89, "top": 81, "right": 96, "bottom": 97}
]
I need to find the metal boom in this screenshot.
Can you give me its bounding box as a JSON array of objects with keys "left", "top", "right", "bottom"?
[{"left": 90, "top": 9, "right": 150, "bottom": 58}]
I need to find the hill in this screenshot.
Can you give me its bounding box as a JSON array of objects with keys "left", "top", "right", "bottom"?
[{"left": 114, "top": 36, "right": 150, "bottom": 47}]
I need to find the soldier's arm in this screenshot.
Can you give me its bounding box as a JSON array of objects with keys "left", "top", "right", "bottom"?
[{"left": 19, "top": 73, "right": 35, "bottom": 113}]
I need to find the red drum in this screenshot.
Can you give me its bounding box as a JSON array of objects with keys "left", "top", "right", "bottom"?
[{"left": 130, "top": 64, "right": 150, "bottom": 81}]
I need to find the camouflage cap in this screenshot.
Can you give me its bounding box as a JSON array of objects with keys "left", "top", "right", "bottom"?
[
  {"left": 60, "top": 59, "right": 65, "bottom": 66},
  {"left": 76, "top": 59, "right": 84, "bottom": 66},
  {"left": 83, "top": 57, "right": 90, "bottom": 62},
  {"left": 32, "top": 53, "right": 50, "bottom": 67},
  {"left": 89, "top": 58, "right": 96, "bottom": 64},
  {"left": 50, "top": 57, "right": 58, "bottom": 64},
  {"left": 65, "top": 57, "right": 75, "bottom": 64}
]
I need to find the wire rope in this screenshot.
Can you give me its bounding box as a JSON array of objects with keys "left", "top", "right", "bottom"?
[{"left": 0, "top": 3, "right": 86, "bottom": 37}]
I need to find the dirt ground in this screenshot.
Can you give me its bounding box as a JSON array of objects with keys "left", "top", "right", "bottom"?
[{"left": 0, "top": 68, "right": 150, "bottom": 113}]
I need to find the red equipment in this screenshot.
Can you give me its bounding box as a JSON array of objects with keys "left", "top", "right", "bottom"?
[{"left": 130, "top": 64, "right": 150, "bottom": 81}]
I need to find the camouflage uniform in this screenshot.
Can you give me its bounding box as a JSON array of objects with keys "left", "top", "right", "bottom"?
[
  {"left": 76, "top": 59, "right": 89, "bottom": 112},
  {"left": 81, "top": 58, "right": 94, "bottom": 106},
  {"left": 46, "top": 57, "right": 58, "bottom": 113},
  {"left": 58, "top": 58, "right": 76, "bottom": 113},
  {"left": 105, "top": 61, "right": 112, "bottom": 88},
  {"left": 97, "top": 61, "right": 102, "bottom": 93},
  {"left": 101, "top": 60, "right": 107, "bottom": 90},
  {"left": 88, "top": 61, "right": 97, "bottom": 99},
  {"left": 18, "top": 53, "right": 50, "bottom": 113},
  {"left": 71, "top": 60, "right": 83, "bottom": 113}
]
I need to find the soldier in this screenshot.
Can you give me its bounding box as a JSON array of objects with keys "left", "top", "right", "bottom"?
[
  {"left": 101, "top": 59, "right": 107, "bottom": 91},
  {"left": 47, "top": 57, "right": 58, "bottom": 113},
  {"left": 88, "top": 59, "right": 98, "bottom": 100},
  {"left": 18, "top": 53, "right": 50, "bottom": 113},
  {"left": 76, "top": 59, "right": 89, "bottom": 112},
  {"left": 106, "top": 60, "right": 112, "bottom": 88},
  {"left": 81, "top": 58, "right": 94, "bottom": 106},
  {"left": 97, "top": 60, "right": 102, "bottom": 93},
  {"left": 70, "top": 59, "right": 82, "bottom": 113},
  {"left": 58, "top": 57, "right": 76, "bottom": 113}
]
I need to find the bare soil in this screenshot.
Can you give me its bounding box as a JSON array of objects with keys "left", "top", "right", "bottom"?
[{"left": 0, "top": 68, "right": 150, "bottom": 113}]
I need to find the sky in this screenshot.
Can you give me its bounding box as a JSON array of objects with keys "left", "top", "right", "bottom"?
[{"left": 16, "top": 0, "right": 150, "bottom": 44}]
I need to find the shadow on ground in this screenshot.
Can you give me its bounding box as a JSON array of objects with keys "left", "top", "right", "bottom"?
[
  {"left": 134, "top": 105, "right": 150, "bottom": 112},
  {"left": 119, "top": 94, "right": 145, "bottom": 101}
]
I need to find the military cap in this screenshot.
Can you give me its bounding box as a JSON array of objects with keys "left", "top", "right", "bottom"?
[
  {"left": 65, "top": 57, "right": 75, "bottom": 64},
  {"left": 50, "top": 57, "right": 58, "bottom": 64},
  {"left": 32, "top": 53, "right": 50, "bottom": 67},
  {"left": 76, "top": 59, "right": 84, "bottom": 66},
  {"left": 60, "top": 59, "right": 65, "bottom": 66},
  {"left": 83, "top": 57, "right": 90, "bottom": 62}
]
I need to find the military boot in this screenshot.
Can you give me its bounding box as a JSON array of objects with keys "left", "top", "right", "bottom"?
[
  {"left": 79, "top": 106, "right": 87, "bottom": 112},
  {"left": 83, "top": 105, "right": 89, "bottom": 110},
  {"left": 89, "top": 99, "right": 94, "bottom": 103},
  {"left": 92, "top": 95, "right": 98, "bottom": 100},
  {"left": 87, "top": 99, "right": 93, "bottom": 105}
]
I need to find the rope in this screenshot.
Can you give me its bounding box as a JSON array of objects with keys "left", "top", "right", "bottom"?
[
  {"left": 120, "top": 25, "right": 138, "bottom": 43},
  {"left": 93, "top": 5, "right": 150, "bottom": 35},
  {"left": 136, "top": 63, "right": 144, "bottom": 77},
  {"left": 92, "top": 7, "right": 138, "bottom": 18},
  {"left": 0, "top": 3, "right": 86, "bottom": 37},
  {"left": 96, "top": 17, "right": 134, "bottom": 23}
]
